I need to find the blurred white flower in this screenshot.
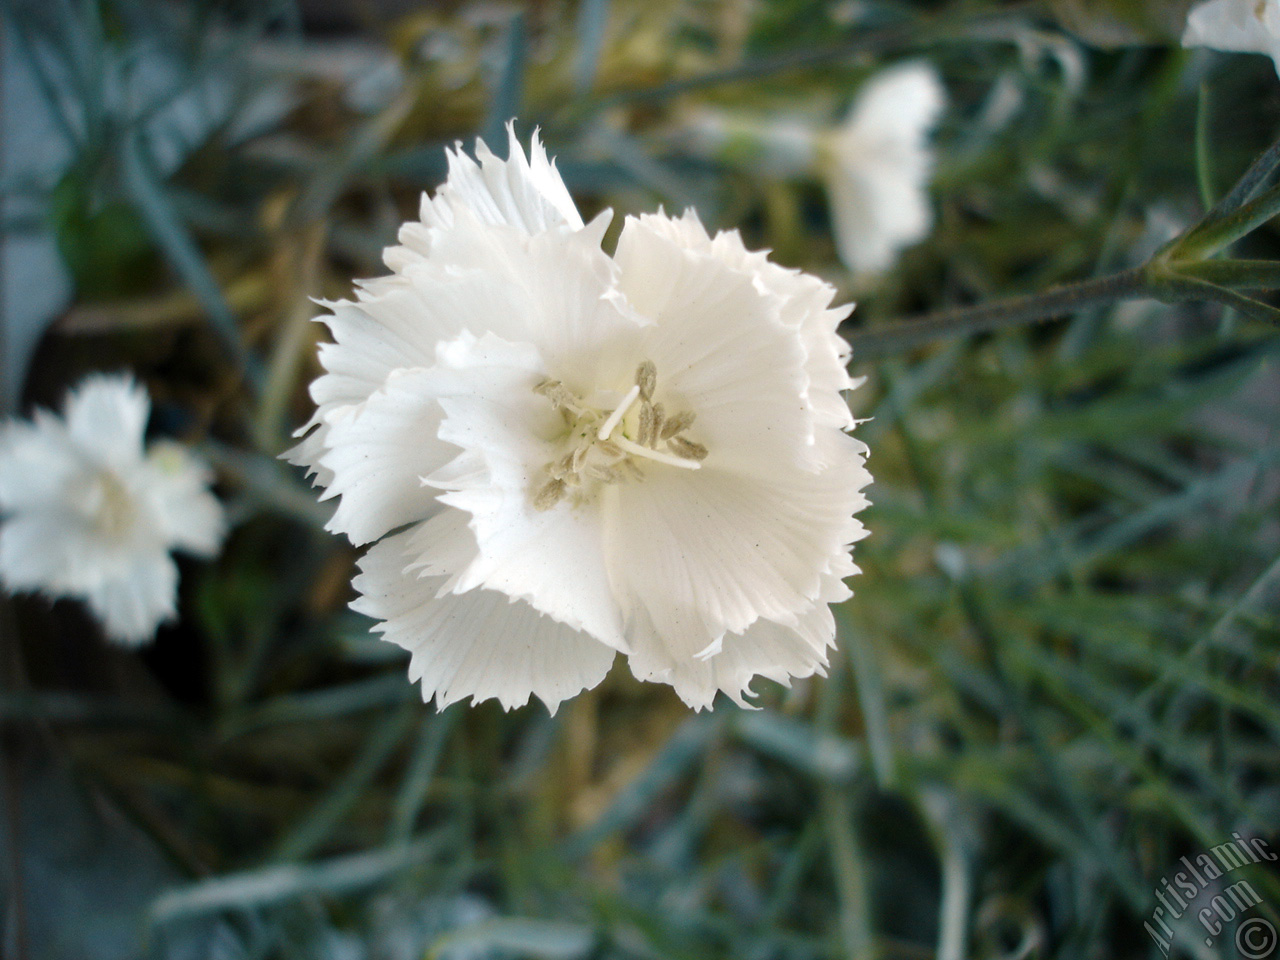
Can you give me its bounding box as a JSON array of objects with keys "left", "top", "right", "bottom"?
[
  {"left": 291, "top": 127, "right": 871, "bottom": 713},
  {"left": 682, "top": 62, "right": 945, "bottom": 277},
  {"left": 0, "top": 375, "right": 224, "bottom": 645},
  {"left": 1182, "top": 0, "right": 1280, "bottom": 74},
  {"left": 818, "top": 62, "right": 946, "bottom": 276}
]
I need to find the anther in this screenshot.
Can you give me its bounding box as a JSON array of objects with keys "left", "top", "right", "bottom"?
[
  {"left": 549, "top": 452, "right": 577, "bottom": 479},
  {"left": 636, "top": 361, "right": 657, "bottom": 401},
  {"left": 533, "top": 478, "right": 567, "bottom": 511},
  {"left": 638, "top": 402, "right": 656, "bottom": 447},
  {"left": 660, "top": 409, "right": 695, "bottom": 440},
  {"left": 534, "top": 379, "right": 580, "bottom": 413},
  {"left": 585, "top": 464, "right": 624, "bottom": 484},
  {"left": 667, "top": 437, "right": 709, "bottom": 461},
  {"left": 649, "top": 403, "right": 665, "bottom": 447}
]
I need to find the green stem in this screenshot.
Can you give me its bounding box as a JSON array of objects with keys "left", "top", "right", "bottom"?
[
  {"left": 1165, "top": 279, "right": 1280, "bottom": 325},
  {"left": 1174, "top": 180, "right": 1280, "bottom": 260},
  {"left": 1196, "top": 82, "right": 1215, "bottom": 211},
  {"left": 846, "top": 267, "right": 1149, "bottom": 359},
  {"left": 1207, "top": 128, "right": 1280, "bottom": 220},
  {"left": 1175, "top": 258, "right": 1280, "bottom": 289}
]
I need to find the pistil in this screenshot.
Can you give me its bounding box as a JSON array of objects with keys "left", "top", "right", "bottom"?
[
  {"left": 597, "top": 384, "right": 641, "bottom": 441},
  {"left": 613, "top": 435, "right": 702, "bottom": 469}
]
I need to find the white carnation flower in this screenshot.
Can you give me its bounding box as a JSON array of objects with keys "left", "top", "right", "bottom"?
[
  {"left": 0, "top": 374, "right": 226, "bottom": 645},
  {"left": 290, "top": 127, "right": 872, "bottom": 713},
  {"left": 681, "top": 62, "right": 944, "bottom": 277},
  {"left": 1182, "top": 0, "right": 1280, "bottom": 75},
  {"left": 818, "top": 61, "right": 946, "bottom": 277}
]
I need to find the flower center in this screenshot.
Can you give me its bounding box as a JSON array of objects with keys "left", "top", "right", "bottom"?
[
  {"left": 531, "top": 361, "right": 707, "bottom": 511},
  {"left": 77, "top": 469, "right": 136, "bottom": 537}
]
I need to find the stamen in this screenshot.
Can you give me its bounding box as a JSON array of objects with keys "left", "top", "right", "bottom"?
[
  {"left": 660, "top": 409, "right": 695, "bottom": 440},
  {"left": 532, "top": 362, "right": 707, "bottom": 506},
  {"left": 548, "top": 451, "right": 577, "bottom": 479},
  {"left": 636, "top": 361, "right": 657, "bottom": 401},
  {"left": 649, "top": 403, "right": 665, "bottom": 447},
  {"left": 614, "top": 434, "right": 702, "bottom": 469},
  {"left": 597, "top": 384, "right": 641, "bottom": 441},
  {"left": 534, "top": 379, "right": 582, "bottom": 414},
  {"left": 637, "top": 402, "right": 656, "bottom": 447},
  {"left": 667, "top": 436, "right": 709, "bottom": 461},
  {"left": 533, "top": 478, "right": 567, "bottom": 511},
  {"left": 585, "top": 464, "right": 624, "bottom": 484}
]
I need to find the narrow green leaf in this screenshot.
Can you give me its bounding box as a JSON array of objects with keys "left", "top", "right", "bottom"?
[
  {"left": 430, "top": 918, "right": 594, "bottom": 960},
  {"left": 733, "top": 711, "right": 860, "bottom": 784},
  {"left": 574, "top": 0, "right": 611, "bottom": 94},
  {"left": 1172, "top": 180, "right": 1280, "bottom": 260},
  {"left": 1170, "top": 278, "right": 1280, "bottom": 325},
  {"left": 842, "top": 625, "right": 896, "bottom": 789},
  {"left": 122, "top": 134, "right": 263, "bottom": 391},
  {"left": 149, "top": 833, "right": 447, "bottom": 923},
  {"left": 819, "top": 787, "right": 875, "bottom": 960},
  {"left": 1205, "top": 128, "right": 1280, "bottom": 221},
  {"left": 565, "top": 713, "right": 720, "bottom": 856},
  {"left": 389, "top": 711, "right": 460, "bottom": 844},
  {"left": 1195, "top": 81, "right": 1215, "bottom": 211},
  {"left": 483, "top": 11, "right": 527, "bottom": 147},
  {"left": 272, "top": 705, "right": 417, "bottom": 862}
]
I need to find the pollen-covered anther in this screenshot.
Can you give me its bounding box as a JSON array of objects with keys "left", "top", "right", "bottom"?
[
  {"left": 533, "top": 477, "right": 568, "bottom": 511},
  {"left": 636, "top": 360, "right": 657, "bottom": 401},
  {"left": 668, "top": 436, "right": 709, "bottom": 461},
  {"left": 534, "top": 379, "right": 584, "bottom": 423},
  {"left": 637, "top": 403, "right": 656, "bottom": 447},
  {"left": 660, "top": 409, "right": 695, "bottom": 440}
]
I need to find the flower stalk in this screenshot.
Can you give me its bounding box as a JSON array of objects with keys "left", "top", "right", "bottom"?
[
  {"left": 849, "top": 131, "right": 1280, "bottom": 360},
  {"left": 846, "top": 268, "right": 1150, "bottom": 359}
]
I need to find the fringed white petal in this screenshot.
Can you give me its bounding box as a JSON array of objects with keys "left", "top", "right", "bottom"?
[
  {"left": 606, "top": 433, "right": 868, "bottom": 660},
  {"left": 0, "top": 412, "right": 81, "bottom": 511},
  {"left": 623, "top": 210, "right": 856, "bottom": 440},
  {"left": 1183, "top": 0, "right": 1280, "bottom": 70},
  {"left": 403, "top": 212, "right": 641, "bottom": 385},
  {"left": 353, "top": 531, "right": 615, "bottom": 713},
  {"left": 423, "top": 333, "right": 631, "bottom": 652},
  {"left": 141, "top": 442, "right": 226, "bottom": 557},
  {"left": 426, "top": 124, "right": 583, "bottom": 235},
  {"left": 317, "top": 368, "right": 456, "bottom": 546},
  {"left": 614, "top": 214, "right": 820, "bottom": 475},
  {"left": 387, "top": 123, "right": 585, "bottom": 276},
  {"left": 83, "top": 551, "right": 179, "bottom": 647},
  {"left": 64, "top": 374, "right": 150, "bottom": 471},
  {"left": 285, "top": 289, "right": 446, "bottom": 485},
  {"left": 0, "top": 512, "right": 91, "bottom": 594},
  {"left": 625, "top": 596, "right": 837, "bottom": 711}
]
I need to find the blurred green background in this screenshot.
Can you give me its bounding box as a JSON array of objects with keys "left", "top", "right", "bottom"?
[{"left": 2, "top": 0, "right": 1278, "bottom": 958}]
